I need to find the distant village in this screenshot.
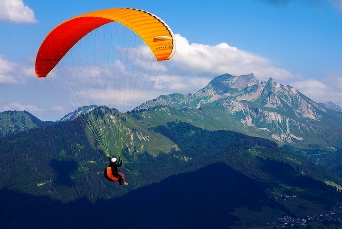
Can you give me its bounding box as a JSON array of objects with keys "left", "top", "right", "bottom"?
[{"left": 268, "top": 194, "right": 342, "bottom": 227}]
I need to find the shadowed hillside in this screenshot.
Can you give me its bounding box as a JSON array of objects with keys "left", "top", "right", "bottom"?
[
  {"left": 1, "top": 162, "right": 342, "bottom": 228},
  {"left": 0, "top": 163, "right": 293, "bottom": 229}
]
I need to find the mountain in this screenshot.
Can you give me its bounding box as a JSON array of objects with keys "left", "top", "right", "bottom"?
[
  {"left": 1, "top": 73, "right": 342, "bottom": 227},
  {"left": 319, "top": 101, "right": 342, "bottom": 112},
  {"left": 0, "top": 110, "right": 53, "bottom": 138},
  {"left": 1, "top": 118, "right": 342, "bottom": 228},
  {"left": 2, "top": 162, "right": 342, "bottom": 228},
  {"left": 135, "top": 73, "right": 342, "bottom": 149},
  {"left": 59, "top": 105, "right": 97, "bottom": 122}
]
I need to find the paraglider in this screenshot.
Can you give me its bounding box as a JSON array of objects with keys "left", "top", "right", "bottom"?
[
  {"left": 104, "top": 157, "right": 128, "bottom": 185},
  {"left": 35, "top": 8, "right": 175, "bottom": 186},
  {"left": 35, "top": 8, "right": 175, "bottom": 78}
]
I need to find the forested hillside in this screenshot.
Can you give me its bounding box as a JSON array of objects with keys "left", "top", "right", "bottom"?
[
  {"left": 0, "top": 110, "right": 53, "bottom": 138},
  {"left": 1, "top": 115, "right": 342, "bottom": 227}
]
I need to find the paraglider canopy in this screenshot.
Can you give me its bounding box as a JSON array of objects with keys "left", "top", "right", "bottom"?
[
  {"left": 35, "top": 8, "right": 175, "bottom": 78},
  {"left": 34, "top": 7, "right": 176, "bottom": 157}
]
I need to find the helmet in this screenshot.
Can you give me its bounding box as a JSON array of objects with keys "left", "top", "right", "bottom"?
[{"left": 111, "top": 157, "right": 117, "bottom": 163}]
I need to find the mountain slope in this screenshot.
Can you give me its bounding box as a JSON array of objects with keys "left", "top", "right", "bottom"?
[
  {"left": 1, "top": 108, "right": 342, "bottom": 227},
  {"left": 59, "top": 105, "right": 97, "bottom": 122},
  {"left": 1, "top": 72, "right": 342, "bottom": 227},
  {"left": 135, "top": 73, "right": 342, "bottom": 149},
  {"left": 1, "top": 160, "right": 342, "bottom": 228},
  {"left": 1, "top": 114, "right": 341, "bottom": 200},
  {"left": 0, "top": 110, "right": 53, "bottom": 138},
  {"left": 319, "top": 101, "right": 342, "bottom": 112}
]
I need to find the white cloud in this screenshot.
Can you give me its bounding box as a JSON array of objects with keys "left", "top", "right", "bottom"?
[
  {"left": 151, "top": 75, "right": 211, "bottom": 92},
  {"left": 0, "top": 56, "right": 33, "bottom": 84},
  {"left": 0, "top": 0, "right": 36, "bottom": 23},
  {"left": 0, "top": 56, "right": 18, "bottom": 84},
  {"left": 169, "top": 34, "right": 342, "bottom": 108},
  {"left": 166, "top": 34, "right": 342, "bottom": 108},
  {"left": 169, "top": 34, "right": 297, "bottom": 81},
  {"left": 76, "top": 88, "right": 158, "bottom": 111},
  {"left": 292, "top": 76, "right": 342, "bottom": 107},
  {"left": 44, "top": 33, "right": 303, "bottom": 113},
  {"left": 51, "top": 106, "right": 65, "bottom": 112},
  {"left": 1, "top": 102, "right": 42, "bottom": 113},
  {"left": 31, "top": 32, "right": 342, "bottom": 118}
]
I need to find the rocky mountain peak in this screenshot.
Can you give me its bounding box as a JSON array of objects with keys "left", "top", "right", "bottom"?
[
  {"left": 134, "top": 73, "right": 342, "bottom": 145},
  {"left": 198, "top": 73, "right": 259, "bottom": 96},
  {"left": 319, "top": 101, "right": 342, "bottom": 112},
  {"left": 59, "top": 105, "right": 97, "bottom": 122}
]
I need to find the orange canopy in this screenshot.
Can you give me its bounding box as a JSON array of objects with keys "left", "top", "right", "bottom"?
[{"left": 35, "top": 8, "right": 175, "bottom": 78}]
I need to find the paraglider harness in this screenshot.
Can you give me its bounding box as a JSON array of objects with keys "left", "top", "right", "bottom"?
[
  {"left": 104, "top": 167, "right": 119, "bottom": 182},
  {"left": 104, "top": 157, "right": 123, "bottom": 183}
]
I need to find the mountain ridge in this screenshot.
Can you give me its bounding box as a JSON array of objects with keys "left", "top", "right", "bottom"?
[
  {"left": 1, "top": 72, "right": 342, "bottom": 227},
  {"left": 3, "top": 161, "right": 341, "bottom": 228},
  {"left": 1, "top": 73, "right": 341, "bottom": 159},
  {"left": 0, "top": 110, "right": 53, "bottom": 138},
  {"left": 1, "top": 120, "right": 342, "bottom": 228},
  {"left": 134, "top": 73, "right": 342, "bottom": 148}
]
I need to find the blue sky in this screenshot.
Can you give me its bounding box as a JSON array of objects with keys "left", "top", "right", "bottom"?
[{"left": 1, "top": 0, "right": 342, "bottom": 121}]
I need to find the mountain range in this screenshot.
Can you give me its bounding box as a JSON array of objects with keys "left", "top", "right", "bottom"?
[
  {"left": 1, "top": 73, "right": 342, "bottom": 228},
  {"left": 2, "top": 73, "right": 341, "bottom": 151},
  {"left": 136, "top": 73, "right": 342, "bottom": 149}
]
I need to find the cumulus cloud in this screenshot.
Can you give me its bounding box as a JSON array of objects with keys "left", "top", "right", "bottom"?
[
  {"left": 292, "top": 76, "right": 342, "bottom": 107},
  {"left": 0, "top": 56, "right": 18, "bottom": 84},
  {"left": 46, "top": 33, "right": 302, "bottom": 112},
  {"left": 0, "top": 0, "right": 36, "bottom": 23},
  {"left": 0, "top": 56, "right": 33, "bottom": 84},
  {"left": 1, "top": 102, "right": 42, "bottom": 113},
  {"left": 51, "top": 106, "right": 66, "bottom": 113},
  {"left": 169, "top": 34, "right": 297, "bottom": 81},
  {"left": 167, "top": 34, "right": 342, "bottom": 107},
  {"left": 33, "top": 32, "right": 341, "bottom": 115},
  {"left": 76, "top": 88, "right": 160, "bottom": 111},
  {"left": 151, "top": 75, "right": 211, "bottom": 92}
]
